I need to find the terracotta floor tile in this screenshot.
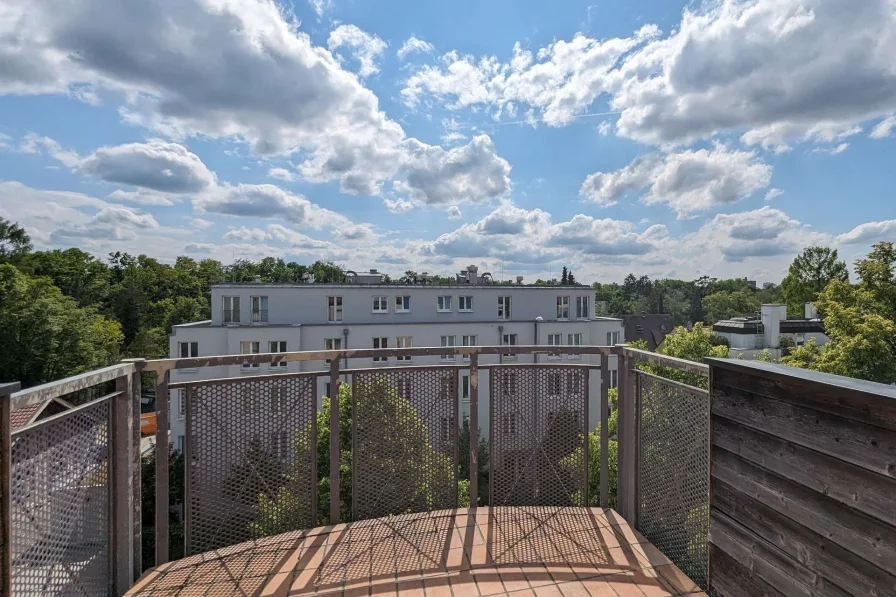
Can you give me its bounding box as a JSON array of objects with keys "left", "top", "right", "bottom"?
[{"left": 423, "top": 575, "right": 453, "bottom": 597}]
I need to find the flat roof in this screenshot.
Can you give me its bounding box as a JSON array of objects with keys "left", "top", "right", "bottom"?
[{"left": 211, "top": 283, "right": 593, "bottom": 290}]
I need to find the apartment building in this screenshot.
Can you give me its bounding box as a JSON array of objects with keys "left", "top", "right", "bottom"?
[{"left": 168, "top": 268, "right": 625, "bottom": 452}]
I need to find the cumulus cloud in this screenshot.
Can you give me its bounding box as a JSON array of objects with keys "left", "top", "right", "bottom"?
[
  {"left": 383, "top": 197, "right": 421, "bottom": 214},
  {"left": 223, "top": 226, "right": 268, "bottom": 242},
  {"left": 268, "top": 167, "right": 297, "bottom": 182},
  {"left": 0, "top": 0, "right": 510, "bottom": 203},
  {"left": 107, "top": 189, "right": 176, "bottom": 206},
  {"left": 327, "top": 25, "right": 388, "bottom": 78},
  {"left": 195, "top": 183, "right": 352, "bottom": 229},
  {"left": 397, "top": 135, "right": 511, "bottom": 205},
  {"left": 52, "top": 205, "right": 159, "bottom": 241},
  {"left": 764, "top": 189, "right": 783, "bottom": 202},
  {"left": 401, "top": 1, "right": 896, "bottom": 149},
  {"left": 397, "top": 36, "right": 436, "bottom": 60},
  {"left": 446, "top": 206, "right": 462, "bottom": 220},
  {"left": 837, "top": 220, "right": 896, "bottom": 245},
  {"left": 78, "top": 140, "right": 216, "bottom": 192},
  {"left": 580, "top": 144, "right": 772, "bottom": 216},
  {"left": 419, "top": 201, "right": 658, "bottom": 264},
  {"left": 183, "top": 242, "right": 215, "bottom": 254},
  {"left": 811, "top": 143, "right": 849, "bottom": 155}
]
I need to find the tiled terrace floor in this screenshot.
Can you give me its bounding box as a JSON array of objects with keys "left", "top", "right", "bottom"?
[{"left": 129, "top": 507, "right": 706, "bottom": 596}]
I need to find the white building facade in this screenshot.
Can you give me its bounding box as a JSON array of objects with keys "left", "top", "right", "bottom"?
[
  {"left": 168, "top": 279, "right": 625, "bottom": 451},
  {"left": 713, "top": 303, "right": 828, "bottom": 360}
]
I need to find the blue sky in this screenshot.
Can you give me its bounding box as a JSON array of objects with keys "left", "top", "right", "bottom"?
[{"left": 1, "top": 0, "right": 895, "bottom": 284}]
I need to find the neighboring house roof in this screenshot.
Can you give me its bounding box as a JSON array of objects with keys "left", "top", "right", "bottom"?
[
  {"left": 10, "top": 397, "right": 73, "bottom": 431},
  {"left": 713, "top": 318, "right": 826, "bottom": 335},
  {"left": 622, "top": 314, "right": 673, "bottom": 351}
]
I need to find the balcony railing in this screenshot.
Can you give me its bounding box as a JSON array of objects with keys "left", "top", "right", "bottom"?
[{"left": 5, "top": 344, "right": 892, "bottom": 596}]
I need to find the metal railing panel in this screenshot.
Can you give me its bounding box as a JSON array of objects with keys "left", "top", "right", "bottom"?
[
  {"left": 351, "top": 367, "right": 459, "bottom": 521},
  {"left": 10, "top": 397, "right": 112, "bottom": 596},
  {"left": 636, "top": 370, "right": 709, "bottom": 589},
  {"left": 184, "top": 373, "right": 317, "bottom": 554},
  {"left": 490, "top": 365, "right": 588, "bottom": 507}
]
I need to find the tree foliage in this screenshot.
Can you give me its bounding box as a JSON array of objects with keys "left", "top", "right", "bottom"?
[
  {"left": 0, "top": 217, "right": 32, "bottom": 260},
  {"left": 702, "top": 290, "right": 760, "bottom": 324},
  {"left": 630, "top": 323, "right": 727, "bottom": 389},
  {"left": 781, "top": 246, "right": 848, "bottom": 316}
]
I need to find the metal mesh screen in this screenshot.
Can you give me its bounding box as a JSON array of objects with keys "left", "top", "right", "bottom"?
[
  {"left": 490, "top": 366, "right": 587, "bottom": 507},
  {"left": 186, "top": 374, "right": 316, "bottom": 555},
  {"left": 10, "top": 399, "right": 111, "bottom": 596},
  {"left": 352, "top": 367, "right": 459, "bottom": 521},
  {"left": 636, "top": 370, "right": 709, "bottom": 589}
]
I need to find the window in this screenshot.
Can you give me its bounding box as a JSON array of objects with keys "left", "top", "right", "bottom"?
[
  {"left": 325, "top": 382, "right": 331, "bottom": 398},
  {"left": 439, "top": 375, "right": 453, "bottom": 400},
  {"left": 396, "top": 336, "right": 413, "bottom": 361},
  {"left": 240, "top": 341, "right": 260, "bottom": 368},
  {"left": 502, "top": 412, "right": 518, "bottom": 435},
  {"left": 576, "top": 296, "right": 589, "bottom": 319},
  {"left": 568, "top": 371, "right": 582, "bottom": 394},
  {"left": 607, "top": 331, "right": 620, "bottom": 346},
  {"left": 178, "top": 389, "right": 185, "bottom": 420},
  {"left": 241, "top": 386, "right": 257, "bottom": 413},
  {"left": 372, "top": 337, "right": 388, "bottom": 362},
  {"left": 270, "top": 385, "right": 286, "bottom": 412},
  {"left": 459, "top": 296, "right": 473, "bottom": 312},
  {"left": 395, "top": 295, "right": 411, "bottom": 312},
  {"left": 251, "top": 295, "right": 268, "bottom": 323},
  {"left": 223, "top": 296, "right": 240, "bottom": 323},
  {"left": 437, "top": 296, "right": 453, "bottom": 312},
  {"left": 373, "top": 296, "right": 388, "bottom": 313},
  {"left": 325, "top": 338, "right": 342, "bottom": 365},
  {"left": 177, "top": 435, "right": 185, "bottom": 455},
  {"left": 609, "top": 369, "right": 618, "bottom": 389},
  {"left": 440, "top": 335, "right": 456, "bottom": 361},
  {"left": 178, "top": 341, "right": 198, "bottom": 359},
  {"left": 327, "top": 296, "right": 343, "bottom": 322},
  {"left": 397, "top": 376, "right": 412, "bottom": 399},
  {"left": 269, "top": 341, "right": 287, "bottom": 367},
  {"left": 556, "top": 296, "right": 570, "bottom": 320},
  {"left": 502, "top": 333, "right": 518, "bottom": 359},
  {"left": 568, "top": 333, "right": 583, "bottom": 359},
  {"left": 462, "top": 375, "right": 470, "bottom": 401},
  {"left": 498, "top": 296, "right": 511, "bottom": 320},
  {"left": 547, "top": 334, "right": 562, "bottom": 360},
  {"left": 501, "top": 371, "right": 518, "bottom": 395},
  {"left": 272, "top": 430, "right": 288, "bottom": 460},
  {"left": 462, "top": 335, "right": 477, "bottom": 361},
  {"left": 548, "top": 371, "right": 562, "bottom": 396}
]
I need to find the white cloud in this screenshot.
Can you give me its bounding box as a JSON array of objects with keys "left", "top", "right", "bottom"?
[
  {"left": 446, "top": 206, "right": 462, "bottom": 220},
  {"left": 327, "top": 25, "right": 388, "bottom": 78},
  {"left": 397, "top": 135, "right": 511, "bottom": 205},
  {"left": 764, "top": 188, "right": 783, "bottom": 202},
  {"left": 79, "top": 140, "right": 215, "bottom": 192},
  {"left": 0, "top": 0, "right": 510, "bottom": 203},
  {"left": 383, "top": 197, "right": 421, "bottom": 214},
  {"left": 545, "top": 215, "right": 658, "bottom": 256},
  {"left": 195, "top": 183, "right": 353, "bottom": 229},
  {"left": 870, "top": 116, "right": 896, "bottom": 139},
  {"left": 397, "top": 36, "right": 435, "bottom": 60},
  {"left": 580, "top": 144, "right": 772, "bottom": 216},
  {"left": 19, "top": 133, "right": 81, "bottom": 167},
  {"left": 402, "top": 1, "right": 896, "bottom": 149},
  {"left": 223, "top": 226, "right": 268, "bottom": 242},
  {"left": 309, "top": 0, "right": 331, "bottom": 17},
  {"left": 183, "top": 242, "right": 215, "bottom": 254},
  {"left": 190, "top": 218, "right": 212, "bottom": 229},
  {"left": 811, "top": 142, "right": 849, "bottom": 155},
  {"left": 441, "top": 132, "right": 467, "bottom": 144},
  {"left": 837, "top": 220, "right": 896, "bottom": 245},
  {"left": 597, "top": 121, "right": 612, "bottom": 136},
  {"left": 52, "top": 205, "right": 159, "bottom": 242},
  {"left": 107, "top": 189, "right": 176, "bottom": 206},
  {"left": 268, "top": 167, "right": 297, "bottom": 182},
  {"left": 0, "top": 133, "right": 11, "bottom": 150}
]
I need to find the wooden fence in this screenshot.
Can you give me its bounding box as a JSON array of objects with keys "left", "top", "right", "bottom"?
[{"left": 706, "top": 358, "right": 896, "bottom": 597}]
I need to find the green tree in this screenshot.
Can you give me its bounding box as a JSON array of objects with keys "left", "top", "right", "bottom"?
[
  {"left": 141, "top": 448, "right": 185, "bottom": 571},
  {"left": 781, "top": 338, "right": 823, "bottom": 370},
  {"left": 458, "top": 415, "right": 489, "bottom": 506},
  {"left": 631, "top": 323, "right": 727, "bottom": 389},
  {"left": 0, "top": 217, "right": 32, "bottom": 261},
  {"left": 561, "top": 266, "right": 569, "bottom": 285},
  {"left": 0, "top": 265, "right": 123, "bottom": 387},
  {"left": 701, "top": 290, "right": 760, "bottom": 324},
  {"left": 16, "top": 248, "right": 111, "bottom": 309},
  {"left": 781, "top": 246, "right": 848, "bottom": 316},
  {"left": 560, "top": 389, "right": 618, "bottom": 508}
]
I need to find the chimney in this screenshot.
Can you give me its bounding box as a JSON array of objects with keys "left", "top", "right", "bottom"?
[
  {"left": 761, "top": 304, "right": 787, "bottom": 348},
  {"left": 805, "top": 303, "right": 818, "bottom": 319}
]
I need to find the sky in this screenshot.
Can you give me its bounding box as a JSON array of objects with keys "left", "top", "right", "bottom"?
[{"left": 1, "top": 0, "right": 895, "bottom": 285}]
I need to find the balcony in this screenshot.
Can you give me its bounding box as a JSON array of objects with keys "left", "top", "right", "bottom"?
[{"left": 2, "top": 344, "right": 894, "bottom": 596}]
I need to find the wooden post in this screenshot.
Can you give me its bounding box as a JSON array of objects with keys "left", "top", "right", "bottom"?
[
  {"left": 617, "top": 350, "right": 637, "bottom": 522},
  {"left": 329, "top": 359, "right": 341, "bottom": 524},
  {"left": 469, "top": 354, "right": 479, "bottom": 507},
  {"left": 154, "top": 370, "right": 170, "bottom": 566},
  {"left": 0, "top": 382, "right": 20, "bottom": 596},
  {"left": 599, "top": 353, "right": 609, "bottom": 508},
  {"left": 112, "top": 373, "right": 136, "bottom": 594}
]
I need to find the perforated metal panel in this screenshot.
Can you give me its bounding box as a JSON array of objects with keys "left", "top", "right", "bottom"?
[
  {"left": 636, "top": 370, "right": 709, "bottom": 589},
  {"left": 490, "top": 366, "right": 588, "bottom": 507},
  {"left": 10, "top": 399, "right": 111, "bottom": 596},
  {"left": 186, "top": 374, "right": 316, "bottom": 555},
  {"left": 352, "top": 367, "right": 458, "bottom": 521}
]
